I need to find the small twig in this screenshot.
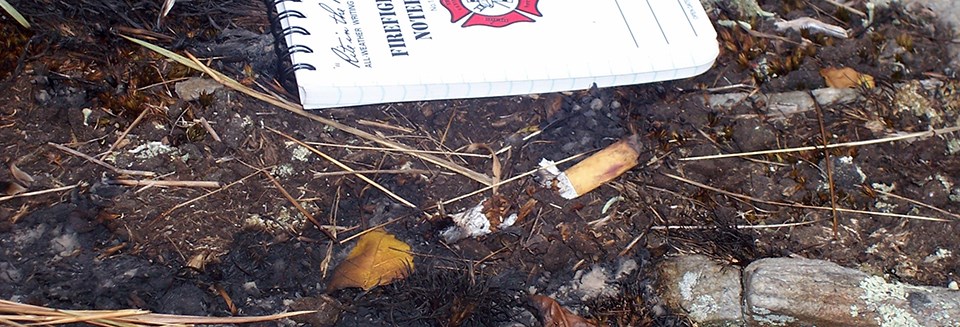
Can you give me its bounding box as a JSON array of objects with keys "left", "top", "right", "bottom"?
[
  {"left": 0, "top": 299, "right": 314, "bottom": 325},
  {"left": 48, "top": 142, "right": 156, "bottom": 177},
  {"left": 619, "top": 206, "right": 663, "bottom": 256},
  {"left": 651, "top": 220, "right": 820, "bottom": 230},
  {"left": 875, "top": 190, "right": 960, "bottom": 221},
  {"left": 811, "top": 90, "right": 840, "bottom": 238},
  {"left": 0, "top": 184, "right": 79, "bottom": 203},
  {"left": 664, "top": 173, "right": 951, "bottom": 222},
  {"left": 439, "top": 108, "right": 458, "bottom": 148},
  {"left": 304, "top": 141, "right": 488, "bottom": 158},
  {"left": 473, "top": 246, "right": 511, "bottom": 270},
  {"left": 356, "top": 119, "right": 415, "bottom": 133},
  {"left": 268, "top": 127, "right": 419, "bottom": 209},
  {"left": 320, "top": 185, "right": 344, "bottom": 278},
  {"left": 313, "top": 169, "right": 437, "bottom": 178},
  {"left": 619, "top": 233, "right": 644, "bottom": 257},
  {"left": 99, "top": 107, "right": 150, "bottom": 159},
  {"left": 339, "top": 216, "right": 405, "bottom": 244},
  {"left": 495, "top": 129, "right": 543, "bottom": 156},
  {"left": 681, "top": 126, "right": 960, "bottom": 161},
  {"left": 705, "top": 83, "right": 755, "bottom": 93},
  {"left": 822, "top": 0, "right": 866, "bottom": 17},
  {"left": 262, "top": 171, "right": 338, "bottom": 243},
  {"left": 113, "top": 26, "right": 175, "bottom": 42},
  {"left": 775, "top": 17, "right": 848, "bottom": 38},
  {"left": 136, "top": 76, "right": 190, "bottom": 92},
  {"left": 303, "top": 141, "right": 490, "bottom": 158},
  {"left": 185, "top": 51, "right": 222, "bottom": 83},
  {"left": 155, "top": 168, "right": 264, "bottom": 220},
  {"left": 106, "top": 179, "right": 220, "bottom": 188},
  {"left": 198, "top": 117, "right": 222, "bottom": 142}
]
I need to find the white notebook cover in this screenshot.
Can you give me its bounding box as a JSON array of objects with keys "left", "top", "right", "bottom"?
[{"left": 274, "top": 0, "right": 719, "bottom": 109}]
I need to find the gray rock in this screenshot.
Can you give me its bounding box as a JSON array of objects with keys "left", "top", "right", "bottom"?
[
  {"left": 659, "top": 255, "right": 744, "bottom": 326},
  {"left": 174, "top": 77, "right": 223, "bottom": 101},
  {"left": 658, "top": 255, "right": 960, "bottom": 326},
  {"left": 589, "top": 98, "right": 604, "bottom": 110},
  {"left": 744, "top": 257, "right": 960, "bottom": 326},
  {"left": 705, "top": 88, "right": 860, "bottom": 121}
]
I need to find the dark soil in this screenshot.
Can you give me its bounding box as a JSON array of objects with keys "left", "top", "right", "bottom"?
[{"left": 1, "top": 0, "right": 958, "bottom": 326}]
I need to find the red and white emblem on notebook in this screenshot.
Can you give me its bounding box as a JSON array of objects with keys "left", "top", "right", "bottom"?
[{"left": 440, "top": 0, "right": 542, "bottom": 27}]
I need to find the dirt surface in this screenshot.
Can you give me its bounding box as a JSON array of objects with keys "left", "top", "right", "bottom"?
[{"left": 1, "top": 0, "right": 959, "bottom": 326}]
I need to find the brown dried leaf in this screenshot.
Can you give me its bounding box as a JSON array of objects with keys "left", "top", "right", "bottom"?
[
  {"left": 482, "top": 194, "right": 511, "bottom": 230},
  {"left": 10, "top": 163, "right": 35, "bottom": 185},
  {"left": 327, "top": 229, "right": 413, "bottom": 292},
  {"left": 515, "top": 198, "right": 538, "bottom": 223},
  {"left": 820, "top": 67, "right": 874, "bottom": 89},
  {"left": 2, "top": 181, "right": 27, "bottom": 196},
  {"left": 462, "top": 143, "right": 501, "bottom": 194},
  {"left": 529, "top": 294, "right": 598, "bottom": 327}
]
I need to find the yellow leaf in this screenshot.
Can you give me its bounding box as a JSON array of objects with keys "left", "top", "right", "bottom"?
[
  {"left": 326, "top": 229, "right": 413, "bottom": 292},
  {"left": 820, "top": 67, "right": 875, "bottom": 89}
]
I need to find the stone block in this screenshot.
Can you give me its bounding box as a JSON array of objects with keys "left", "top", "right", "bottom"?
[
  {"left": 744, "top": 257, "right": 960, "bottom": 326},
  {"left": 659, "top": 255, "right": 744, "bottom": 326}
]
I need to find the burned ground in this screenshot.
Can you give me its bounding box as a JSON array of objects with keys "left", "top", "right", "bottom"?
[{"left": 1, "top": 0, "right": 959, "bottom": 326}]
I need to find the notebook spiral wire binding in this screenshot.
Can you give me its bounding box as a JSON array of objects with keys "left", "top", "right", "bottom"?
[{"left": 265, "top": 0, "right": 316, "bottom": 101}]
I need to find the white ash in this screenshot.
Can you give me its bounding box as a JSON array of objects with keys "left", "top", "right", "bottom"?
[
  {"left": 440, "top": 201, "right": 491, "bottom": 243},
  {"left": 535, "top": 158, "right": 562, "bottom": 187},
  {"left": 536, "top": 159, "right": 578, "bottom": 199},
  {"left": 49, "top": 232, "right": 80, "bottom": 257},
  {"left": 500, "top": 213, "right": 518, "bottom": 229},
  {"left": 13, "top": 224, "right": 47, "bottom": 245},
  {"left": 556, "top": 259, "right": 638, "bottom": 302},
  {"left": 128, "top": 141, "right": 175, "bottom": 159},
  {"left": 440, "top": 200, "right": 519, "bottom": 243}
]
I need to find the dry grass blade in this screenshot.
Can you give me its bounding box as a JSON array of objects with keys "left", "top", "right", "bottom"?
[
  {"left": 99, "top": 107, "right": 149, "bottom": 159},
  {"left": 48, "top": 142, "right": 156, "bottom": 177},
  {"left": 823, "top": 0, "right": 866, "bottom": 17},
  {"left": 680, "top": 126, "right": 960, "bottom": 161},
  {"left": 268, "top": 127, "right": 418, "bottom": 209},
  {"left": 121, "top": 36, "right": 492, "bottom": 186},
  {"left": 262, "top": 170, "right": 338, "bottom": 243},
  {"left": 0, "top": 184, "right": 80, "bottom": 203},
  {"left": 155, "top": 167, "right": 264, "bottom": 220},
  {"left": 0, "top": 299, "right": 314, "bottom": 326},
  {"left": 664, "top": 173, "right": 951, "bottom": 222},
  {"left": 0, "top": 0, "right": 30, "bottom": 28},
  {"left": 159, "top": 0, "right": 176, "bottom": 21},
  {"left": 313, "top": 169, "right": 436, "bottom": 177},
  {"left": 106, "top": 179, "right": 220, "bottom": 188},
  {"left": 304, "top": 141, "right": 488, "bottom": 158},
  {"left": 874, "top": 190, "right": 960, "bottom": 221},
  {"left": 650, "top": 220, "right": 820, "bottom": 230}
]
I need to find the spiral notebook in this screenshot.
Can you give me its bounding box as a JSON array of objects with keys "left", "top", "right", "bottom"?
[{"left": 273, "top": 0, "right": 718, "bottom": 109}]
